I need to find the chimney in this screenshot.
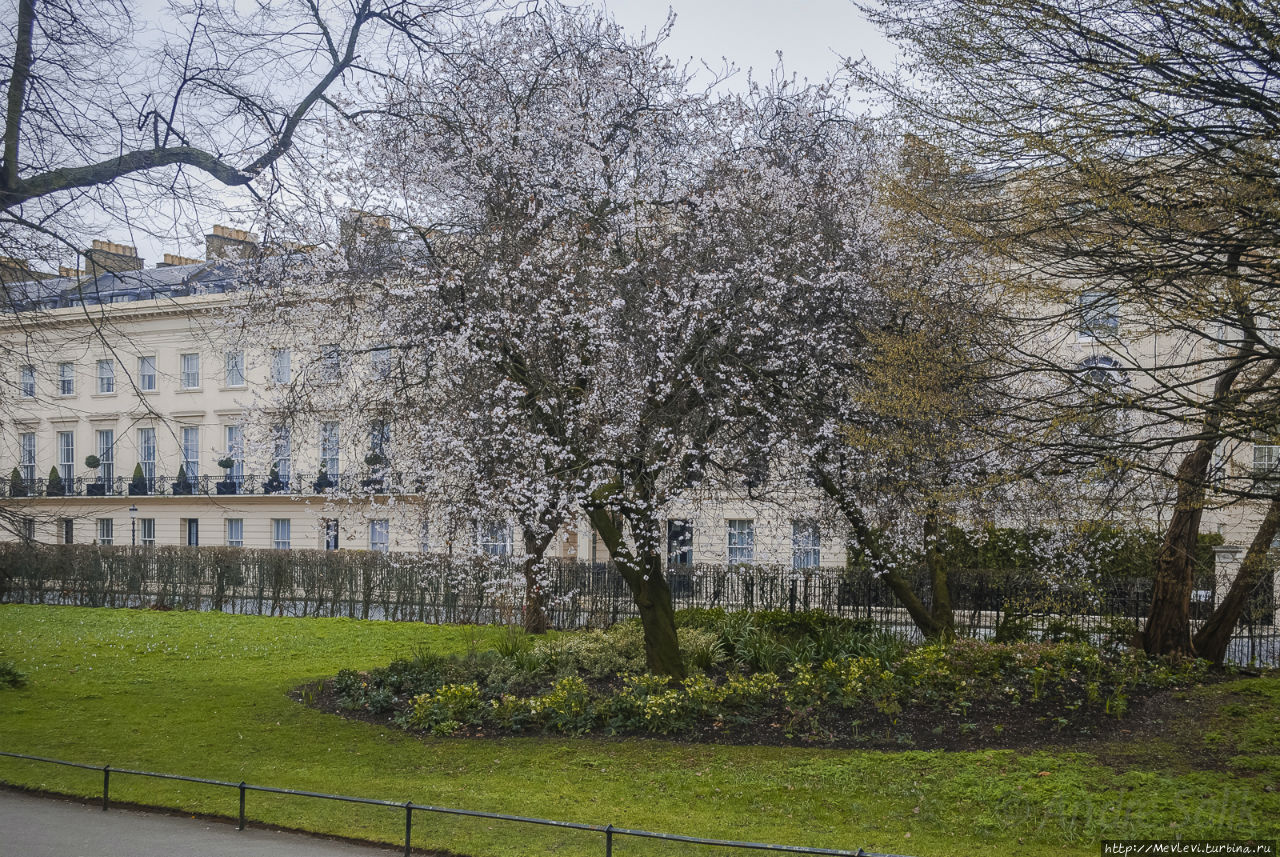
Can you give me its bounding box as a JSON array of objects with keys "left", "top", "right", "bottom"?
[
  {"left": 58, "top": 265, "right": 86, "bottom": 279},
  {"left": 84, "top": 240, "right": 144, "bottom": 275},
  {"left": 205, "top": 224, "right": 259, "bottom": 260},
  {"left": 157, "top": 253, "right": 202, "bottom": 268},
  {"left": 0, "top": 257, "right": 51, "bottom": 283}
]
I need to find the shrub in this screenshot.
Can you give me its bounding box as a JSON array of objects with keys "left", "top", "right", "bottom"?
[
  {"left": 529, "top": 676, "right": 595, "bottom": 734},
  {"left": 0, "top": 661, "right": 26, "bottom": 688},
  {"left": 409, "top": 682, "right": 484, "bottom": 732}
]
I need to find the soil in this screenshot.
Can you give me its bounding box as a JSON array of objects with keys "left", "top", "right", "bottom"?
[{"left": 291, "top": 673, "right": 1237, "bottom": 757}]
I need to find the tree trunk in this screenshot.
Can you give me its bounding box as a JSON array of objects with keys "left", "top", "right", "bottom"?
[
  {"left": 1142, "top": 444, "right": 1212, "bottom": 657},
  {"left": 585, "top": 506, "right": 685, "bottom": 678},
  {"left": 520, "top": 528, "right": 556, "bottom": 634},
  {"left": 924, "top": 513, "right": 955, "bottom": 641},
  {"left": 1192, "top": 496, "right": 1280, "bottom": 665}
]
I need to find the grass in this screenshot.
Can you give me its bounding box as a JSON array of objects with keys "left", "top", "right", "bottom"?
[{"left": 0, "top": 604, "right": 1276, "bottom": 857}]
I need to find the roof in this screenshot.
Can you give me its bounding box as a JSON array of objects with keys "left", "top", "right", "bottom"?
[{"left": 1, "top": 260, "right": 243, "bottom": 313}]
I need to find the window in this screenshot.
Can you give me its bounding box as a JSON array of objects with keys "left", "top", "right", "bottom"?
[
  {"left": 371, "top": 344, "right": 392, "bottom": 378},
  {"left": 58, "top": 362, "right": 74, "bottom": 395},
  {"left": 1077, "top": 354, "right": 1126, "bottom": 387},
  {"left": 320, "top": 422, "right": 340, "bottom": 479},
  {"left": 792, "top": 521, "right": 821, "bottom": 569},
  {"left": 97, "top": 359, "right": 115, "bottom": 394},
  {"left": 180, "top": 353, "right": 200, "bottom": 388},
  {"left": 139, "top": 518, "right": 156, "bottom": 546},
  {"left": 324, "top": 519, "right": 339, "bottom": 551},
  {"left": 19, "top": 432, "right": 35, "bottom": 483},
  {"left": 1255, "top": 436, "right": 1280, "bottom": 480},
  {"left": 319, "top": 344, "right": 340, "bottom": 381},
  {"left": 57, "top": 431, "right": 74, "bottom": 483},
  {"left": 727, "top": 519, "right": 755, "bottom": 566},
  {"left": 62, "top": 518, "right": 74, "bottom": 544},
  {"left": 138, "top": 427, "right": 156, "bottom": 482},
  {"left": 224, "top": 351, "right": 245, "bottom": 387},
  {"left": 184, "top": 519, "right": 199, "bottom": 546},
  {"left": 20, "top": 517, "right": 35, "bottom": 541},
  {"left": 181, "top": 426, "right": 200, "bottom": 478},
  {"left": 273, "top": 425, "right": 292, "bottom": 485},
  {"left": 139, "top": 355, "right": 156, "bottom": 391},
  {"left": 97, "top": 519, "right": 114, "bottom": 546},
  {"left": 667, "top": 520, "right": 693, "bottom": 567},
  {"left": 19, "top": 365, "right": 34, "bottom": 398},
  {"left": 419, "top": 519, "right": 430, "bottom": 553},
  {"left": 224, "top": 425, "right": 244, "bottom": 482},
  {"left": 271, "top": 349, "right": 291, "bottom": 384},
  {"left": 272, "top": 518, "right": 291, "bottom": 550},
  {"left": 96, "top": 429, "right": 114, "bottom": 485},
  {"left": 1078, "top": 291, "right": 1119, "bottom": 339},
  {"left": 479, "top": 521, "right": 511, "bottom": 557},
  {"left": 226, "top": 519, "right": 244, "bottom": 548},
  {"left": 370, "top": 519, "right": 390, "bottom": 553},
  {"left": 369, "top": 420, "right": 390, "bottom": 462}
]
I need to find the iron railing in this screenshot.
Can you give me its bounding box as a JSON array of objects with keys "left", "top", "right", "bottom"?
[
  {"left": 1, "top": 544, "right": 1276, "bottom": 665},
  {"left": 0, "top": 470, "right": 416, "bottom": 498},
  {"left": 0, "top": 751, "right": 907, "bottom": 857}
]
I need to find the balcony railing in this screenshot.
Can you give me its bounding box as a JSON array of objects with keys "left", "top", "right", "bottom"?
[{"left": 0, "top": 471, "right": 418, "bottom": 499}]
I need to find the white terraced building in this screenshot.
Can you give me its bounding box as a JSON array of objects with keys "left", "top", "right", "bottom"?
[{"left": 0, "top": 231, "right": 842, "bottom": 571}]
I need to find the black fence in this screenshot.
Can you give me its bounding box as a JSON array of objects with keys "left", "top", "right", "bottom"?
[
  {"left": 2, "top": 470, "right": 417, "bottom": 498},
  {"left": 0, "top": 751, "right": 905, "bottom": 856},
  {"left": 0, "top": 543, "right": 1276, "bottom": 666}
]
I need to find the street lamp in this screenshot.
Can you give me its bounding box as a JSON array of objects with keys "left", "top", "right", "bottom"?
[{"left": 129, "top": 504, "right": 138, "bottom": 547}]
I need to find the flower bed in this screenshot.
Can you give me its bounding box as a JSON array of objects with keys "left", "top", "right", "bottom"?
[{"left": 320, "top": 610, "right": 1209, "bottom": 748}]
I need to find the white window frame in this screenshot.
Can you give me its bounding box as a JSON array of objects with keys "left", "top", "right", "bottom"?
[
  {"left": 727, "top": 519, "right": 755, "bottom": 566},
  {"left": 1078, "top": 291, "right": 1119, "bottom": 340},
  {"left": 272, "top": 518, "right": 291, "bottom": 550},
  {"left": 139, "top": 518, "right": 156, "bottom": 546},
  {"left": 97, "top": 359, "right": 115, "bottom": 394},
  {"left": 320, "top": 422, "right": 340, "bottom": 479},
  {"left": 96, "top": 429, "right": 114, "bottom": 484},
  {"left": 224, "top": 425, "right": 244, "bottom": 482},
  {"left": 181, "top": 426, "right": 200, "bottom": 479},
  {"left": 139, "top": 355, "right": 157, "bottom": 391},
  {"left": 370, "top": 519, "right": 390, "bottom": 553},
  {"left": 97, "top": 518, "right": 114, "bottom": 545},
  {"left": 273, "top": 425, "right": 292, "bottom": 485},
  {"left": 791, "top": 520, "right": 821, "bottom": 570},
  {"left": 1255, "top": 438, "right": 1280, "bottom": 479},
  {"left": 226, "top": 518, "right": 244, "bottom": 548},
  {"left": 479, "top": 520, "right": 512, "bottom": 558},
  {"left": 224, "top": 350, "right": 245, "bottom": 387},
  {"left": 19, "top": 432, "right": 35, "bottom": 483},
  {"left": 138, "top": 427, "right": 156, "bottom": 482},
  {"left": 180, "top": 353, "right": 200, "bottom": 389},
  {"left": 271, "top": 349, "right": 291, "bottom": 385},
  {"left": 57, "top": 431, "right": 75, "bottom": 483},
  {"left": 57, "top": 362, "right": 74, "bottom": 396},
  {"left": 19, "top": 364, "right": 34, "bottom": 398}
]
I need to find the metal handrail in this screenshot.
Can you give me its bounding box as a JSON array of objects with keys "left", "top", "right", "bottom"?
[{"left": 0, "top": 750, "right": 904, "bottom": 857}]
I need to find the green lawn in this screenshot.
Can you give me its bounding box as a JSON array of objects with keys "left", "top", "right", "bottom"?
[{"left": 0, "top": 604, "right": 1276, "bottom": 857}]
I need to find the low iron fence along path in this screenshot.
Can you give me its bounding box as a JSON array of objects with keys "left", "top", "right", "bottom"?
[
  {"left": 0, "top": 751, "right": 910, "bottom": 857},
  {"left": 1, "top": 543, "right": 1276, "bottom": 666}
]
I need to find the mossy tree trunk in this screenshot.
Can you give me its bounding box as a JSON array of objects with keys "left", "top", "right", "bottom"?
[
  {"left": 1193, "top": 496, "right": 1280, "bottom": 664},
  {"left": 586, "top": 506, "right": 685, "bottom": 679}
]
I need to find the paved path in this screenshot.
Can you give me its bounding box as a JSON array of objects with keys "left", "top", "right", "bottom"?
[{"left": 0, "top": 789, "right": 403, "bottom": 856}]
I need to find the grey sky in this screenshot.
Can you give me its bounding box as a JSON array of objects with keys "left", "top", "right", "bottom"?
[
  {"left": 604, "top": 0, "right": 896, "bottom": 86},
  {"left": 114, "top": 0, "right": 896, "bottom": 265}
]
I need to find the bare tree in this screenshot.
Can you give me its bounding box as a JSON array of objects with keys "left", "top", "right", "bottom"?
[{"left": 853, "top": 0, "right": 1280, "bottom": 656}]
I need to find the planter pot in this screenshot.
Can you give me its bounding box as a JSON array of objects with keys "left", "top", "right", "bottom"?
[
  {"left": 172, "top": 482, "right": 194, "bottom": 496},
  {"left": 262, "top": 481, "right": 286, "bottom": 495},
  {"left": 9, "top": 486, "right": 27, "bottom": 498},
  {"left": 86, "top": 482, "right": 107, "bottom": 497},
  {"left": 313, "top": 478, "right": 335, "bottom": 493},
  {"left": 361, "top": 478, "right": 384, "bottom": 492},
  {"left": 46, "top": 486, "right": 64, "bottom": 497},
  {"left": 215, "top": 480, "right": 238, "bottom": 495},
  {"left": 128, "top": 482, "right": 149, "bottom": 496}
]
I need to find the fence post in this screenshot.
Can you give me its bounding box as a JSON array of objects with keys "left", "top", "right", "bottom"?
[
  {"left": 404, "top": 801, "right": 413, "bottom": 857},
  {"left": 238, "top": 782, "right": 246, "bottom": 830},
  {"left": 604, "top": 823, "right": 613, "bottom": 857},
  {"left": 101, "top": 765, "right": 109, "bottom": 811}
]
